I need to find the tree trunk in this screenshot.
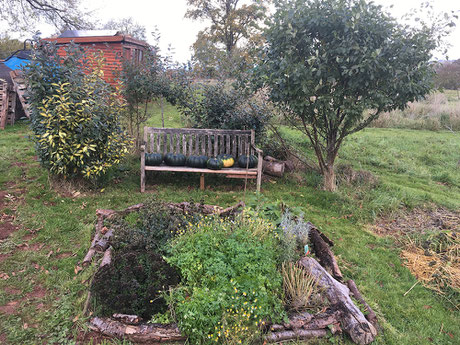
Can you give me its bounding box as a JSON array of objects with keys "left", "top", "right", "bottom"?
[
  {"left": 323, "top": 165, "right": 336, "bottom": 192},
  {"left": 161, "top": 96, "right": 165, "bottom": 128}
]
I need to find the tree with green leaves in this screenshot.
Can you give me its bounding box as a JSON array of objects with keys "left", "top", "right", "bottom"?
[
  {"left": 435, "top": 60, "right": 460, "bottom": 99},
  {"left": 102, "top": 17, "right": 147, "bottom": 41},
  {"left": 255, "top": 0, "right": 443, "bottom": 191},
  {"left": 0, "top": 33, "right": 23, "bottom": 59},
  {"left": 0, "top": 0, "right": 88, "bottom": 32},
  {"left": 185, "top": 0, "right": 269, "bottom": 77}
]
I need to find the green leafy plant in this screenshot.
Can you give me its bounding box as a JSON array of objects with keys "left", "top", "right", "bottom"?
[
  {"left": 167, "top": 214, "right": 286, "bottom": 344},
  {"left": 25, "top": 41, "right": 131, "bottom": 181}
]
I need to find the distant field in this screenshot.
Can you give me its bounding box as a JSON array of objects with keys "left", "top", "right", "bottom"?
[{"left": 371, "top": 89, "right": 460, "bottom": 131}]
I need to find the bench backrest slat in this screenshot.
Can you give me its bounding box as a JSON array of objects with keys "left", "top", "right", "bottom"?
[{"left": 144, "top": 127, "right": 255, "bottom": 157}]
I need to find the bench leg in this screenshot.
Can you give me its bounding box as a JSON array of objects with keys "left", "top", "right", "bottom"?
[
  {"left": 141, "top": 169, "right": 145, "bottom": 193},
  {"left": 256, "top": 153, "right": 263, "bottom": 193},
  {"left": 200, "top": 173, "right": 205, "bottom": 191}
]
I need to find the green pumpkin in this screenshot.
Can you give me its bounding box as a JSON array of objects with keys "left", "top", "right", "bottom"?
[
  {"left": 237, "top": 155, "right": 258, "bottom": 169},
  {"left": 186, "top": 155, "right": 208, "bottom": 168},
  {"left": 164, "top": 153, "right": 186, "bottom": 166},
  {"left": 145, "top": 153, "right": 163, "bottom": 166},
  {"left": 207, "top": 158, "right": 224, "bottom": 170},
  {"left": 217, "top": 154, "right": 235, "bottom": 168}
]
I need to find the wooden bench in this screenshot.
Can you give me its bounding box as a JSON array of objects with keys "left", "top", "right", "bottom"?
[{"left": 140, "top": 127, "right": 263, "bottom": 192}]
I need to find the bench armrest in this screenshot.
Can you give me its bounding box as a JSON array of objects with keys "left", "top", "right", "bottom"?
[
  {"left": 250, "top": 143, "right": 263, "bottom": 155},
  {"left": 140, "top": 144, "right": 146, "bottom": 152}
]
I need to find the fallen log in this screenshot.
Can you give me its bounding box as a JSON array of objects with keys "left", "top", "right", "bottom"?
[
  {"left": 346, "top": 279, "right": 379, "bottom": 330},
  {"left": 100, "top": 248, "right": 112, "bottom": 268},
  {"left": 301, "top": 310, "right": 341, "bottom": 330},
  {"left": 263, "top": 160, "right": 285, "bottom": 177},
  {"left": 308, "top": 226, "right": 343, "bottom": 282},
  {"left": 94, "top": 229, "right": 113, "bottom": 252},
  {"left": 265, "top": 329, "right": 327, "bottom": 343},
  {"left": 299, "top": 257, "right": 377, "bottom": 345},
  {"left": 112, "top": 314, "right": 143, "bottom": 325},
  {"left": 88, "top": 317, "right": 185, "bottom": 343},
  {"left": 82, "top": 231, "right": 101, "bottom": 266},
  {"left": 217, "top": 201, "right": 245, "bottom": 216},
  {"left": 270, "top": 309, "right": 341, "bottom": 332}
]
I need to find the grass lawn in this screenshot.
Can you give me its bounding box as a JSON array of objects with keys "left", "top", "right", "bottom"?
[{"left": 0, "top": 107, "right": 459, "bottom": 344}]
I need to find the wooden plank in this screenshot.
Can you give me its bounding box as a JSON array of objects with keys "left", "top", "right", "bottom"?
[
  {"left": 169, "top": 133, "right": 173, "bottom": 153},
  {"left": 200, "top": 173, "right": 205, "bottom": 190},
  {"left": 188, "top": 134, "right": 193, "bottom": 156},
  {"left": 182, "top": 134, "right": 186, "bottom": 154},
  {"left": 238, "top": 135, "right": 242, "bottom": 157},
  {"left": 163, "top": 132, "right": 167, "bottom": 154},
  {"left": 7, "top": 91, "right": 16, "bottom": 126},
  {"left": 231, "top": 135, "right": 236, "bottom": 157},
  {"left": 226, "top": 174, "right": 257, "bottom": 179},
  {"left": 144, "top": 127, "right": 252, "bottom": 135},
  {"left": 0, "top": 84, "right": 9, "bottom": 130},
  {"left": 226, "top": 135, "right": 230, "bottom": 155},
  {"left": 175, "top": 133, "right": 180, "bottom": 153},
  {"left": 213, "top": 134, "right": 218, "bottom": 157},
  {"left": 208, "top": 135, "right": 212, "bottom": 157},
  {"left": 194, "top": 134, "right": 199, "bottom": 155},
  {"left": 149, "top": 133, "right": 154, "bottom": 153},
  {"left": 145, "top": 165, "right": 257, "bottom": 175},
  {"left": 219, "top": 135, "right": 224, "bottom": 154},
  {"left": 200, "top": 135, "right": 205, "bottom": 155},
  {"left": 156, "top": 132, "right": 161, "bottom": 152}
]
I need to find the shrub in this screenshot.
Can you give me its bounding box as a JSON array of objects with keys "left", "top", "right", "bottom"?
[
  {"left": 167, "top": 215, "right": 285, "bottom": 344},
  {"left": 175, "top": 81, "right": 272, "bottom": 142},
  {"left": 25, "top": 41, "right": 131, "bottom": 181},
  {"left": 278, "top": 210, "right": 311, "bottom": 263}
]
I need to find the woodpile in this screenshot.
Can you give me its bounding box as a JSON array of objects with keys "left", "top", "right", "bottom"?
[
  {"left": 265, "top": 225, "right": 379, "bottom": 345},
  {"left": 82, "top": 202, "right": 378, "bottom": 345}
]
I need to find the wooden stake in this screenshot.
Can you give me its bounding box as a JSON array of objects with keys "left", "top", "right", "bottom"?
[{"left": 200, "top": 173, "right": 205, "bottom": 190}]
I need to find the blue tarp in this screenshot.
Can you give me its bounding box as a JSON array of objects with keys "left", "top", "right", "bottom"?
[{"left": 4, "top": 56, "right": 29, "bottom": 70}]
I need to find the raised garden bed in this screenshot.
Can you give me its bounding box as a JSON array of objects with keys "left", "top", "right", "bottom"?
[{"left": 81, "top": 200, "right": 379, "bottom": 344}]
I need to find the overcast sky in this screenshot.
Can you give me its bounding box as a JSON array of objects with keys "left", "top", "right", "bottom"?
[{"left": 21, "top": 0, "right": 460, "bottom": 62}]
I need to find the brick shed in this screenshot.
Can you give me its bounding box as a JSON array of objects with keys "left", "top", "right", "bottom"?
[{"left": 43, "top": 30, "right": 149, "bottom": 86}]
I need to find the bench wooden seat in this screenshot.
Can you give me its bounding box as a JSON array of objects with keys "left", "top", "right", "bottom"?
[{"left": 140, "top": 127, "right": 263, "bottom": 192}]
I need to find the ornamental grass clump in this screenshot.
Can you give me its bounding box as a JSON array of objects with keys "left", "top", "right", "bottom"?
[
  {"left": 25, "top": 41, "right": 131, "bottom": 181},
  {"left": 282, "top": 262, "right": 319, "bottom": 311},
  {"left": 167, "top": 215, "right": 286, "bottom": 344}
]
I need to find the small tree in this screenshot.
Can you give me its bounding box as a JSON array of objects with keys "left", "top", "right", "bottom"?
[
  {"left": 119, "top": 47, "right": 166, "bottom": 146},
  {"left": 255, "top": 0, "right": 441, "bottom": 191}
]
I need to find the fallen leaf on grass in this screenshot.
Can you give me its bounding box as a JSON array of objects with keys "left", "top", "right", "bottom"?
[
  {"left": 423, "top": 305, "right": 432, "bottom": 309},
  {"left": 74, "top": 265, "right": 82, "bottom": 275},
  {"left": 0, "top": 273, "right": 9, "bottom": 280}
]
